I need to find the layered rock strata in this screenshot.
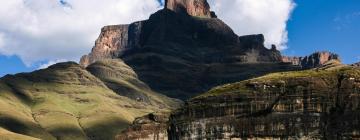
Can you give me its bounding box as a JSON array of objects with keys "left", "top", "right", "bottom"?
[
  {"left": 282, "top": 51, "right": 341, "bottom": 69},
  {"left": 169, "top": 66, "right": 360, "bottom": 139}
]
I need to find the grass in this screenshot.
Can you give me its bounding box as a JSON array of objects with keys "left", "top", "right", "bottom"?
[
  {"left": 196, "top": 65, "right": 360, "bottom": 99},
  {"left": 0, "top": 62, "right": 179, "bottom": 140}
]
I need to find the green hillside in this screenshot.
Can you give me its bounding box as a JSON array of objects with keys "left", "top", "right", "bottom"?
[{"left": 0, "top": 61, "right": 180, "bottom": 140}]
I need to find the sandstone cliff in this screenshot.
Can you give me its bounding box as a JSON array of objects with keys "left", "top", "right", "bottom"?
[
  {"left": 165, "top": 0, "right": 213, "bottom": 18},
  {"left": 282, "top": 51, "right": 341, "bottom": 69},
  {"left": 169, "top": 65, "right": 360, "bottom": 139}
]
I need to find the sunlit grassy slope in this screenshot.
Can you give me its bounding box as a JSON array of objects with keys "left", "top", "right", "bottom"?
[
  {"left": 196, "top": 61, "right": 359, "bottom": 99},
  {"left": 0, "top": 61, "right": 180, "bottom": 140}
]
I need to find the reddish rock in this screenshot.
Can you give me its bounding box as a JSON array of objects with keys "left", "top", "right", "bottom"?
[
  {"left": 80, "top": 25, "right": 129, "bottom": 66},
  {"left": 116, "top": 113, "right": 169, "bottom": 140},
  {"left": 165, "top": 0, "right": 212, "bottom": 17},
  {"left": 282, "top": 51, "right": 340, "bottom": 69},
  {"left": 282, "top": 56, "right": 302, "bottom": 66}
]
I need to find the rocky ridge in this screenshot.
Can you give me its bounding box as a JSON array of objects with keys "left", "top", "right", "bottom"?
[
  {"left": 282, "top": 51, "right": 341, "bottom": 69},
  {"left": 352, "top": 62, "right": 360, "bottom": 67},
  {"left": 80, "top": 0, "right": 298, "bottom": 100}
]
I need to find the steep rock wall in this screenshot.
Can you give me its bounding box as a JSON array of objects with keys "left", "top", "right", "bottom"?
[{"left": 169, "top": 67, "right": 360, "bottom": 139}]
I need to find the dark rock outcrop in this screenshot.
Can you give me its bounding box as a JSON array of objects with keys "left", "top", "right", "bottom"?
[
  {"left": 282, "top": 51, "right": 341, "bottom": 69},
  {"left": 80, "top": 0, "right": 298, "bottom": 100},
  {"left": 169, "top": 66, "right": 360, "bottom": 139}
]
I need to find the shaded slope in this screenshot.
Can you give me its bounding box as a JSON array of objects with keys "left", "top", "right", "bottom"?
[
  {"left": 80, "top": 1, "right": 296, "bottom": 100},
  {"left": 119, "top": 9, "right": 295, "bottom": 100},
  {"left": 0, "top": 62, "right": 180, "bottom": 140},
  {"left": 86, "top": 59, "right": 182, "bottom": 109}
]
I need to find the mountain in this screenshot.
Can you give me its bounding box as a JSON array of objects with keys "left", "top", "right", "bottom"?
[
  {"left": 168, "top": 65, "right": 360, "bottom": 139},
  {"left": 81, "top": 0, "right": 299, "bottom": 100},
  {"left": 282, "top": 51, "right": 341, "bottom": 69},
  {"left": 0, "top": 61, "right": 181, "bottom": 140},
  {"left": 2, "top": 0, "right": 358, "bottom": 139},
  {"left": 352, "top": 62, "right": 360, "bottom": 67}
]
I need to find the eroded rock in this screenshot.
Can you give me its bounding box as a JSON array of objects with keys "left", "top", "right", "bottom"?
[{"left": 282, "top": 51, "right": 341, "bottom": 69}]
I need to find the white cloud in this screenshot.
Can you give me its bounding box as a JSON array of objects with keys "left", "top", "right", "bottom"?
[
  {"left": 0, "top": 0, "right": 161, "bottom": 67},
  {"left": 38, "top": 59, "right": 67, "bottom": 69},
  {"left": 208, "top": 0, "right": 296, "bottom": 50},
  {"left": 0, "top": 0, "right": 295, "bottom": 68}
]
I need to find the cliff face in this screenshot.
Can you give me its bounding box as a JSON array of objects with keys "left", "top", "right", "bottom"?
[
  {"left": 169, "top": 66, "right": 360, "bottom": 139},
  {"left": 165, "top": 0, "right": 212, "bottom": 17},
  {"left": 282, "top": 51, "right": 341, "bottom": 69},
  {"left": 80, "top": 1, "right": 296, "bottom": 99},
  {"left": 80, "top": 25, "right": 129, "bottom": 66},
  {"left": 116, "top": 113, "right": 170, "bottom": 140}
]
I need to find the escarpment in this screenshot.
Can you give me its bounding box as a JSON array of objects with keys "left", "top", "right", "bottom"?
[
  {"left": 282, "top": 51, "right": 341, "bottom": 69},
  {"left": 80, "top": 0, "right": 299, "bottom": 100},
  {"left": 169, "top": 66, "right": 360, "bottom": 139}
]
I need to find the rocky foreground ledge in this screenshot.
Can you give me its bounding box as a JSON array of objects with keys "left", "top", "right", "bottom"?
[{"left": 117, "top": 63, "right": 360, "bottom": 139}]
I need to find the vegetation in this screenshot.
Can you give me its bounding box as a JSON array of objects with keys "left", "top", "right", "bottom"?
[
  {"left": 0, "top": 61, "right": 179, "bottom": 140},
  {"left": 196, "top": 64, "right": 360, "bottom": 99}
]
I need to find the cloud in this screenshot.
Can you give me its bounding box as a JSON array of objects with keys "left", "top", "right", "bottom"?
[
  {"left": 0, "top": 0, "right": 295, "bottom": 67},
  {"left": 0, "top": 0, "right": 161, "bottom": 67},
  {"left": 208, "top": 0, "right": 296, "bottom": 50}
]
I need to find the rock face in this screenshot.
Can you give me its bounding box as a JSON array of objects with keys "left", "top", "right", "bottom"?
[
  {"left": 116, "top": 113, "right": 169, "bottom": 140},
  {"left": 165, "top": 0, "right": 212, "bottom": 17},
  {"left": 80, "top": 25, "right": 129, "bottom": 66},
  {"left": 352, "top": 62, "right": 360, "bottom": 67},
  {"left": 169, "top": 66, "right": 360, "bottom": 139},
  {"left": 80, "top": 0, "right": 298, "bottom": 99},
  {"left": 282, "top": 51, "right": 341, "bottom": 69}
]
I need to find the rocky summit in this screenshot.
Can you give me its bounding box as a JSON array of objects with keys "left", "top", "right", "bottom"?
[
  {"left": 81, "top": 0, "right": 299, "bottom": 100},
  {"left": 165, "top": 0, "right": 214, "bottom": 18},
  {"left": 2, "top": 0, "right": 359, "bottom": 140}
]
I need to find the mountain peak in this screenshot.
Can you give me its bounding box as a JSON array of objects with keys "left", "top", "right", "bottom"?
[{"left": 165, "top": 0, "right": 213, "bottom": 17}]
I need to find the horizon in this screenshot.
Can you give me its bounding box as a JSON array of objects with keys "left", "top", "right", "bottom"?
[{"left": 0, "top": 0, "right": 359, "bottom": 77}]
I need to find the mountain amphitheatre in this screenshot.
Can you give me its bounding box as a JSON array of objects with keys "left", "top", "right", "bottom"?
[{"left": 0, "top": 0, "right": 359, "bottom": 139}]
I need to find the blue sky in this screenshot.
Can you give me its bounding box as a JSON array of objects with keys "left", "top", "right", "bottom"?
[
  {"left": 0, "top": 0, "right": 359, "bottom": 77},
  {"left": 283, "top": 0, "right": 360, "bottom": 64}
]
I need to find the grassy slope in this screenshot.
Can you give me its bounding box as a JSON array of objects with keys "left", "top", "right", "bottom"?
[
  {"left": 196, "top": 63, "right": 360, "bottom": 99},
  {"left": 87, "top": 59, "right": 182, "bottom": 110},
  {"left": 0, "top": 62, "right": 177, "bottom": 140}
]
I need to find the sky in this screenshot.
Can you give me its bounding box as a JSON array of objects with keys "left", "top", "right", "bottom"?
[{"left": 0, "top": 0, "right": 359, "bottom": 77}]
